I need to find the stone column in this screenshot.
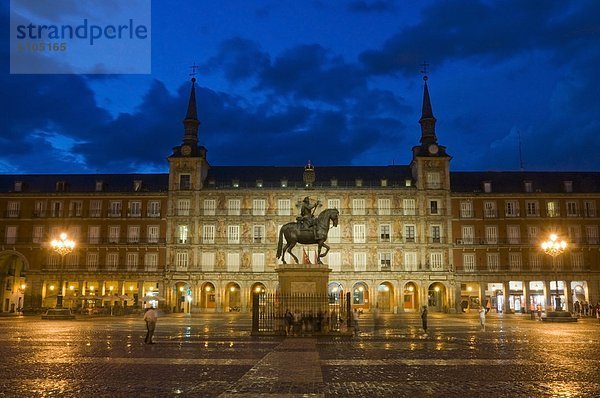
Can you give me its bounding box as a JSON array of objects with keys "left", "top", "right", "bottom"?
[
  {"left": 565, "top": 281, "right": 572, "bottom": 312},
  {"left": 138, "top": 280, "right": 144, "bottom": 308},
  {"left": 544, "top": 280, "right": 551, "bottom": 310},
  {"left": 502, "top": 281, "right": 510, "bottom": 313},
  {"left": 522, "top": 280, "right": 528, "bottom": 313}
]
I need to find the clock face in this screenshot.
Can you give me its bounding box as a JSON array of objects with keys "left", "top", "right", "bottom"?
[
  {"left": 181, "top": 145, "right": 191, "bottom": 156},
  {"left": 428, "top": 144, "right": 439, "bottom": 155}
]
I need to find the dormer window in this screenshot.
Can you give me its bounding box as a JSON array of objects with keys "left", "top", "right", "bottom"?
[
  {"left": 232, "top": 179, "right": 239, "bottom": 188},
  {"left": 355, "top": 179, "right": 363, "bottom": 187},
  {"left": 14, "top": 181, "right": 23, "bottom": 192},
  {"left": 563, "top": 181, "right": 573, "bottom": 193},
  {"left": 280, "top": 179, "right": 288, "bottom": 188},
  {"left": 133, "top": 180, "right": 142, "bottom": 192},
  {"left": 256, "top": 179, "right": 263, "bottom": 188},
  {"left": 95, "top": 181, "right": 104, "bottom": 192},
  {"left": 330, "top": 178, "right": 338, "bottom": 187},
  {"left": 524, "top": 181, "right": 533, "bottom": 193},
  {"left": 56, "top": 181, "right": 67, "bottom": 192},
  {"left": 483, "top": 181, "right": 492, "bottom": 193},
  {"left": 405, "top": 179, "right": 412, "bottom": 187},
  {"left": 380, "top": 179, "right": 388, "bottom": 187},
  {"left": 208, "top": 179, "right": 216, "bottom": 186}
]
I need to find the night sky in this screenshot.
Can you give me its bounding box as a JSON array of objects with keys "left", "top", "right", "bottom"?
[{"left": 2, "top": 0, "right": 600, "bottom": 174}]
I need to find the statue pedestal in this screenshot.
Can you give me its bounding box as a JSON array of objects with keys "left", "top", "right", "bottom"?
[{"left": 276, "top": 263, "right": 331, "bottom": 295}]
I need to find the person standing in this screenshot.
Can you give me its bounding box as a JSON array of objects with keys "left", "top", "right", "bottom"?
[
  {"left": 352, "top": 308, "right": 360, "bottom": 336},
  {"left": 479, "top": 306, "right": 486, "bottom": 331},
  {"left": 143, "top": 307, "right": 158, "bottom": 344},
  {"left": 284, "top": 309, "right": 293, "bottom": 336},
  {"left": 421, "top": 306, "right": 428, "bottom": 334}
]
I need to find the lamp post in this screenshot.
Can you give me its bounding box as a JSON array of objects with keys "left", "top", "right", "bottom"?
[
  {"left": 541, "top": 234, "right": 567, "bottom": 312},
  {"left": 50, "top": 232, "right": 76, "bottom": 309}
]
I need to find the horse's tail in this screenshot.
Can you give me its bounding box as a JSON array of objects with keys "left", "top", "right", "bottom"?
[{"left": 276, "top": 225, "right": 285, "bottom": 259}]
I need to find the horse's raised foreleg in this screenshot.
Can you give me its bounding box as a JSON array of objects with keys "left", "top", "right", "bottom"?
[
  {"left": 286, "top": 242, "right": 299, "bottom": 264},
  {"left": 318, "top": 242, "right": 330, "bottom": 262}
]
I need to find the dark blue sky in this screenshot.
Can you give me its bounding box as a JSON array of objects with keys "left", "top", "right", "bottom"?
[{"left": 2, "top": 0, "right": 600, "bottom": 174}]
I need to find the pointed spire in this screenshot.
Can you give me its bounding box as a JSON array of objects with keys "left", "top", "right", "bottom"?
[
  {"left": 419, "top": 75, "right": 437, "bottom": 145},
  {"left": 182, "top": 77, "right": 200, "bottom": 147}
]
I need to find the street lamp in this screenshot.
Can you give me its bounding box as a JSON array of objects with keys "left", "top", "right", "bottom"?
[
  {"left": 541, "top": 234, "right": 567, "bottom": 312},
  {"left": 50, "top": 232, "right": 76, "bottom": 308}
]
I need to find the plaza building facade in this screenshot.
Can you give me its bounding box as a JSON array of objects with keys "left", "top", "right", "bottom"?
[{"left": 1, "top": 78, "right": 598, "bottom": 315}]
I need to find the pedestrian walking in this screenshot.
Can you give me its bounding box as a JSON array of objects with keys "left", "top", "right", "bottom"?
[
  {"left": 421, "top": 306, "right": 428, "bottom": 334},
  {"left": 284, "top": 309, "right": 293, "bottom": 336},
  {"left": 352, "top": 308, "right": 360, "bottom": 336},
  {"left": 143, "top": 307, "right": 158, "bottom": 344},
  {"left": 479, "top": 306, "right": 486, "bottom": 331}
]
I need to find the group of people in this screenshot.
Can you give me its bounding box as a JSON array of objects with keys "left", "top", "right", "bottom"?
[
  {"left": 573, "top": 300, "right": 600, "bottom": 318},
  {"left": 283, "top": 309, "right": 332, "bottom": 336}
]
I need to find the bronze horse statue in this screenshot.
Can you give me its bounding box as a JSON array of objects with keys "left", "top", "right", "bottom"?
[{"left": 276, "top": 208, "right": 339, "bottom": 264}]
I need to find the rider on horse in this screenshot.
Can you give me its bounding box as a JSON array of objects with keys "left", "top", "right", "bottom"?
[{"left": 298, "top": 197, "right": 320, "bottom": 238}]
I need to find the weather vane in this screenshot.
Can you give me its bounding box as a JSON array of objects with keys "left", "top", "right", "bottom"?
[{"left": 420, "top": 61, "right": 429, "bottom": 81}]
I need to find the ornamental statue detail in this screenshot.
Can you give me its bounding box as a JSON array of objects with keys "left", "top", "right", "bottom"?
[{"left": 276, "top": 197, "right": 339, "bottom": 264}]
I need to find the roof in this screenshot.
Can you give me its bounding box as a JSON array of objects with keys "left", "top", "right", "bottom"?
[
  {"left": 450, "top": 171, "right": 600, "bottom": 194},
  {"left": 0, "top": 174, "right": 169, "bottom": 193}
]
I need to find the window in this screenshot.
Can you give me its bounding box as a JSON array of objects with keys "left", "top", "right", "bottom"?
[
  {"left": 571, "top": 252, "right": 583, "bottom": 271},
  {"left": 204, "top": 199, "right": 216, "bottom": 216},
  {"left": 483, "top": 201, "right": 497, "bottom": 218},
  {"left": 34, "top": 201, "right": 46, "bottom": 217},
  {"left": 328, "top": 223, "right": 341, "bottom": 243},
  {"left": 426, "top": 172, "right": 441, "bottom": 189},
  {"left": 133, "top": 180, "right": 143, "bottom": 192},
  {"left": 509, "top": 253, "right": 522, "bottom": 271},
  {"left": 177, "top": 199, "right": 190, "bottom": 216},
  {"left": 87, "top": 226, "right": 100, "bottom": 244},
  {"left": 108, "top": 226, "right": 120, "bottom": 243},
  {"left": 379, "top": 252, "right": 392, "bottom": 270},
  {"left": 65, "top": 253, "right": 78, "bottom": 268},
  {"left": 586, "top": 225, "right": 598, "bottom": 244},
  {"left": 530, "top": 253, "right": 542, "bottom": 271},
  {"left": 353, "top": 224, "right": 366, "bottom": 243},
  {"left": 109, "top": 201, "right": 122, "bottom": 217},
  {"left": 327, "top": 252, "right": 341, "bottom": 272},
  {"left": 546, "top": 200, "right": 560, "bottom": 217},
  {"left": 405, "top": 225, "right": 416, "bottom": 243},
  {"left": 524, "top": 181, "right": 533, "bottom": 192},
  {"left": 87, "top": 253, "right": 99, "bottom": 271},
  {"left": 429, "top": 200, "right": 439, "bottom": 215},
  {"left": 227, "top": 253, "right": 240, "bottom": 272},
  {"left": 378, "top": 198, "right": 391, "bottom": 215},
  {"left": 128, "top": 201, "right": 141, "bottom": 217},
  {"left": 32, "top": 225, "right": 44, "bottom": 244},
  {"left": 380, "top": 179, "right": 388, "bottom": 187},
  {"left": 47, "top": 254, "right": 60, "bottom": 269},
  {"left": 147, "top": 225, "right": 159, "bottom": 243},
  {"left": 353, "top": 252, "right": 367, "bottom": 271},
  {"left": 461, "top": 225, "right": 474, "bottom": 244},
  {"left": 463, "top": 253, "right": 476, "bottom": 272},
  {"left": 507, "top": 225, "right": 520, "bottom": 244},
  {"left": 176, "top": 252, "right": 188, "bottom": 271},
  {"left": 178, "top": 225, "right": 189, "bottom": 244},
  {"left": 227, "top": 225, "right": 240, "bottom": 244},
  {"left": 526, "top": 201, "right": 539, "bottom": 217},
  {"left": 527, "top": 226, "right": 539, "bottom": 243},
  {"left": 145, "top": 253, "right": 158, "bottom": 271},
  {"left": 14, "top": 181, "right": 23, "bottom": 192},
  {"left": 51, "top": 201, "right": 63, "bottom": 217},
  {"left": 253, "top": 225, "right": 265, "bottom": 243},
  {"left": 68, "top": 201, "right": 82, "bottom": 217},
  {"left": 328, "top": 198, "right": 341, "bottom": 211},
  {"left": 355, "top": 179, "right": 363, "bottom": 187},
  {"left": 202, "top": 225, "right": 215, "bottom": 244},
  {"left": 201, "top": 252, "right": 215, "bottom": 271},
  {"left": 127, "top": 226, "right": 140, "bottom": 243},
  {"left": 566, "top": 201, "right": 578, "bottom": 217},
  {"left": 147, "top": 201, "right": 161, "bottom": 217},
  {"left": 277, "top": 199, "right": 291, "bottom": 216},
  {"left": 487, "top": 253, "right": 499, "bottom": 271},
  {"left": 253, "top": 199, "right": 266, "bottom": 216},
  {"left": 95, "top": 181, "right": 104, "bottom": 192},
  {"left": 352, "top": 199, "right": 366, "bottom": 215},
  {"left": 126, "top": 253, "right": 139, "bottom": 271},
  {"left": 379, "top": 224, "right": 391, "bottom": 242},
  {"left": 5, "top": 201, "right": 19, "bottom": 218},
  {"left": 584, "top": 201, "right": 597, "bottom": 217},
  {"left": 431, "top": 225, "right": 441, "bottom": 243},
  {"left": 403, "top": 199, "right": 417, "bottom": 216},
  {"left": 228, "top": 199, "right": 241, "bottom": 216},
  {"left": 5, "top": 226, "right": 17, "bottom": 244},
  {"left": 179, "top": 174, "right": 191, "bottom": 190},
  {"left": 563, "top": 181, "right": 573, "bottom": 192},
  {"left": 404, "top": 251, "right": 417, "bottom": 271},
  {"left": 430, "top": 252, "right": 443, "bottom": 270},
  {"left": 568, "top": 225, "right": 581, "bottom": 243},
  {"left": 460, "top": 201, "right": 473, "bottom": 218},
  {"left": 330, "top": 178, "right": 338, "bottom": 187},
  {"left": 106, "top": 253, "right": 119, "bottom": 271},
  {"left": 485, "top": 226, "right": 498, "bottom": 244},
  {"left": 483, "top": 181, "right": 492, "bottom": 193},
  {"left": 280, "top": 179, "right": 288, "bottom": 188},
  {"left": 505, "top": 201, "right": 519, "bottom": 217},
  {"left": 252, "top": 253, "right": 265, "bottom": 272}
]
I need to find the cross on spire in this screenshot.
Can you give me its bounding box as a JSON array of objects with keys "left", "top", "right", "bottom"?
[
  {"left": 420, "top": 61, "right": 429, "bottom": 81},
  {"left": 189, "top": 62, "right": 199, "bottom": 82}
]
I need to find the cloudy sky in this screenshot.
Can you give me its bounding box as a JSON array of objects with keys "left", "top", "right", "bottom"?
[{"left": 2, "top": 0, "right": 599, "bottom": 174}]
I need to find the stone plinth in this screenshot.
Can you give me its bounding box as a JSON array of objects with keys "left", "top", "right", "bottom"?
[
  {"left": 276, "top": 263, "right": 331, "bottom": 296},
  {"left": 541, "top": 310, "right": 577, "bottom": 322},
  {"left": 41, "top": 308, "right": 75, "bottom": 320}
]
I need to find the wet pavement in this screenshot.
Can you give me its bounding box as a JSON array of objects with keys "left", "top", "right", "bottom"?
[{"left": 1, "top": 312, "right": 599, "bottom": 397}]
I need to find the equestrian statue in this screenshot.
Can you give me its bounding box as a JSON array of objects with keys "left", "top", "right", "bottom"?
[{"left": 276, "top": 197, "right": 339, "bottom": 264}]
